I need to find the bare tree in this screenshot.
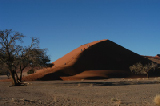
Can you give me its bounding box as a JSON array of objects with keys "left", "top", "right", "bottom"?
[
  {"left": 143, "top": 62, "right": 157, "bottom": 78},
  {"left": 129, "top": 62, "right": 157, "bottom": 78},
  {"left": 18, "top": 48, "right": 50, "bottom": 81},
  {"left": 0, "top": 29, "right": 50, "bottom": 86}
]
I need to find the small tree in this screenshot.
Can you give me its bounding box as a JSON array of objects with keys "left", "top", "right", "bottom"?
[
  {"left": 129, "top": 62, "right": 157, "bottom": 78},
  {"left": 0, "top": 29, "right": 50, "bottom": 86},
  {"left": 129, "top": 62, "right": 143, "bottom": 74},
  {"left": 17, "top": 48, "right": 50, "bottom": 81},
  {"left": 143, "top": 62, "right": 157, "bottom": 78}
]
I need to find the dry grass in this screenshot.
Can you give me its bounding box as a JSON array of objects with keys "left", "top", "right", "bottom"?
[
  {"left": 116, "top": 100, "right": 122, "bottom": 106},
  {"left": 111, "top": 98, "right": 120, "bottom": 102},
  {"left": 89, "top": 83, "right": 93, "bottom": 87},
  {"left": 53, "top": 96, "right": 57, "bottom": 102},
  {"left": 154, "top": 94, "right": 160, "bottom": 106},
  {"left": 127, "top": 79, "right": 133, "bottom": 81},
  {"left": 77, "top": 83, "right": 81, "bottom": 87},
  {"left": 111, "top": 98, "right": 121, "bottom": 106},
  {"left": 81, "top": 79, "right": 84, "bottom": 81},
  {"left": 136, "top": 78, "right": 141, "bottom": 81}
]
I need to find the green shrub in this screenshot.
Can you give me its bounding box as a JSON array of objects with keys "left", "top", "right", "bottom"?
[{"left": 27, "top": 69, "right": 35, "bottom": 74}]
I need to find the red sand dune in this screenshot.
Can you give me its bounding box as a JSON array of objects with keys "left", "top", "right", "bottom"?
[
  {"left": 143, "top": 55, "right": 160, "bottom": 59},
  {"left": 156, "top": 54, "right": 160, "bottom": 58},
  {"left": 52, "top": 39, "right": 109, "bottom": 67},
  {"left": 143, "top": 55, "right": 160, "bottom": 64},
  {"left": 21, "top": 39, "right": 153, "bottom": 81},
  {"left": 1, "top": 39, "right": 159, "bottom": 82}
]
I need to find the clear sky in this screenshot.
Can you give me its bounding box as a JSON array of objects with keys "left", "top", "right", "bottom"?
[{"left": 0, "top": 0, "right": 160, "bottom": 62}]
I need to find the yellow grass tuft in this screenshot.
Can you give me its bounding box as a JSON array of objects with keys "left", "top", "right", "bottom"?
[
  {"left": 111, "top": 98, "right": 118, "bottom": 102},
  {"left": 81, "top": 79, "right": 84, "bottom": 81},
  {"left": 89, "top": 83, "right": 93, "bottom": 87},
  {"left": 154, "top": 94, "right": 160, "bottom": 106},
  {"left": 136, "top": 78, "right": 141, "bottom": 81},
  {"left": 116, "top": 100, "right": 121, "bottom": 106},
  {"left": 111, "top": 98, "right": 121, "bottom": 106},
  {"left": 77, "top": 83, "right": 81, "bottom": 87},
  {"left": 54, "top": 96, "right": 57, "bottom": 102}
]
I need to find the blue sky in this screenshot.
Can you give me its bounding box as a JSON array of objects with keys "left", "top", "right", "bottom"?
[{"left": 0, "top": 0, "right": 160, "bottom": 62}]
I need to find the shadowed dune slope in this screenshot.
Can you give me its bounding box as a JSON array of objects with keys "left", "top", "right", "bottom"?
[
  {"left": 72, "top": 40, "right": 150, "bottom": 71},
  {"left": 34, "top": 39, "right": 152, "bottom": 81}
]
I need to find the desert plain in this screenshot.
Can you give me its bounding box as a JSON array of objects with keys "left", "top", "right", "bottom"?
[{"left": 1, "top": 76, "right": 160, "bottom": 106}]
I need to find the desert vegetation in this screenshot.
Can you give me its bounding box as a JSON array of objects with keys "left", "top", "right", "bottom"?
[
  {"left": 27, "top": 69, "right": 35, "bottom": 74},
  {"left": 154, "top": 94, "right": 160, "bottom": 106},
  {"left": 129, "top": 62, "right": 158, "bottom": 78},
  {"left": 0, "top": 29, "right": 50, "bottom": 86}
]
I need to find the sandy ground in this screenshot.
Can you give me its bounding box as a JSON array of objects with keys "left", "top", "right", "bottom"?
[{"left": 0, "top": 78, "right": 160, "bottom": 106}]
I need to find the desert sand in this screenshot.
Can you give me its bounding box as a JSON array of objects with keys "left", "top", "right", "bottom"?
[{"left": 0, "top": 78, "right": 160, "bottom": 106}]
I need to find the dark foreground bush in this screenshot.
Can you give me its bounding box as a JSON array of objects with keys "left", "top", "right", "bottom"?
[{"left": 27, "top": 69, "right": 35, "bottom": 74}]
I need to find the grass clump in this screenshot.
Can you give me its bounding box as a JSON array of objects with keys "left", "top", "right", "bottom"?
[
  {"left": 154, "top": 94, "right": 160, "bottom": 106},
  {"left": 111, "top": 98, "right": 118, "bottom": 101},
  {"left": 111, "top": 98, "right": 121, "bottom": 106},
  {"left": 77, "top": 83, "right": 81, "bottom": 87}
]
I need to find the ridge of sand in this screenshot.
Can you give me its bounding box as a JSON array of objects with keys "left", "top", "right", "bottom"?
[
  {"left": 52, "top": 39, "right": 108, "bottom": 67},
  {"left": 31, "top": 39, "right": 152, "bottom": 81}
]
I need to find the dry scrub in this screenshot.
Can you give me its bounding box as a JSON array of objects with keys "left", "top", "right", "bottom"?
[{"left": 154, "top": 94, "right": 160, "bottom": 106}]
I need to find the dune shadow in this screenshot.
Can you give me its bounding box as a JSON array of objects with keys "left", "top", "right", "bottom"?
[{"left": 59, "top": 80, "right": 160, "bottom": 86}]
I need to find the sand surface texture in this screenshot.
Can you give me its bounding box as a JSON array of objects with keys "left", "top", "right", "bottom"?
[{"left": 0, "top": 78, "right": 160, "bottom": 106}]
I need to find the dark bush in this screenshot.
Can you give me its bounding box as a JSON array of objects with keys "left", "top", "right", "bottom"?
[{"left": 27, "top": 69, "right": 35, "bottom": 74}]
